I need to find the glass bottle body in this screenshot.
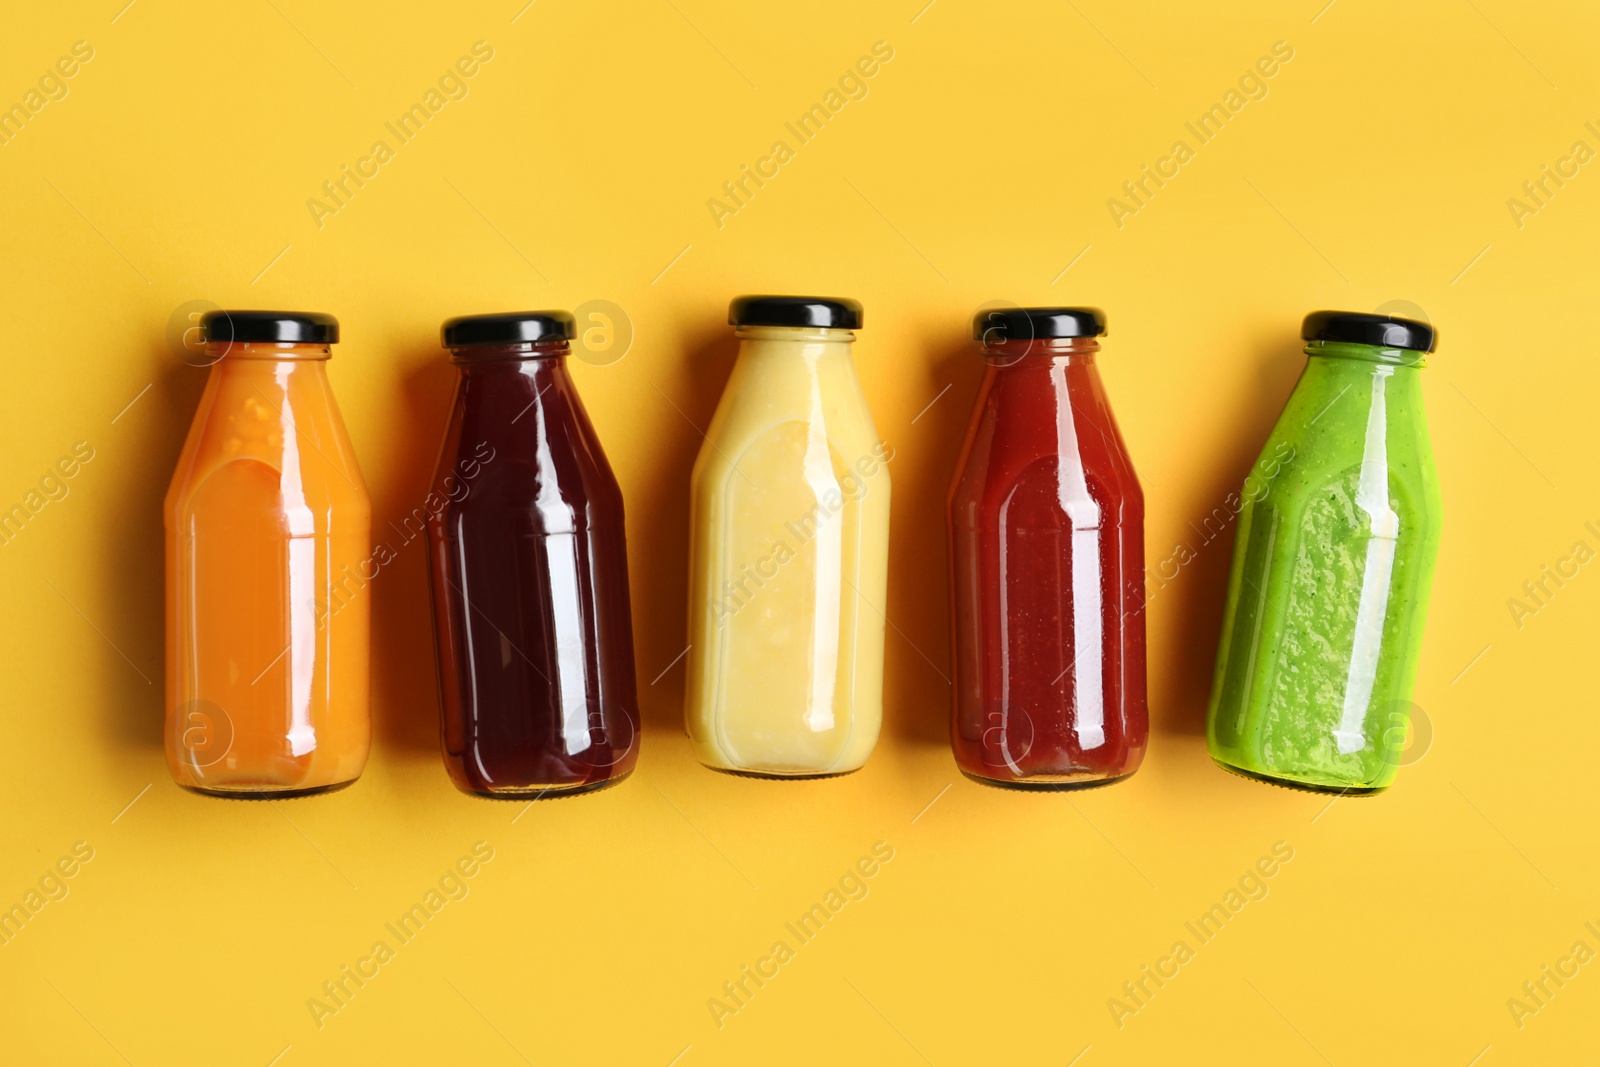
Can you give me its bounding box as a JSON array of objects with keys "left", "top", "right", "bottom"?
[
  {"left": 164, "top": 342, "right": 372, "bottom": 797},
  {"left": 684, "top": 326, "right": 891, "bottom": 776},
  {"left": 947, "top": 338, "right": 1147, "bottom": 787},
  {"left": 426, "top": 343, "right": 639, "bottom": 797},
  {"left": 1206, "top": 342, "right": 1441, "bottom": 794}
]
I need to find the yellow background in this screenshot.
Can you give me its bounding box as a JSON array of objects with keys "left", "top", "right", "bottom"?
[{"left": 1, "top": 0, "right": 1595, "bottom": 1063}]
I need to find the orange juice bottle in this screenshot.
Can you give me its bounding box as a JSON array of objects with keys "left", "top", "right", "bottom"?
[{"left": 164, "top": 311, "right": 372, "bottom": 797}]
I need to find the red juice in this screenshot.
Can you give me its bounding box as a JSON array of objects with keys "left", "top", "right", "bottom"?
[
  {"left": 426, "top": 313, "right": 639, "bottom": 797},
  {"left": 947, "top": 308, "right": 1146, "bottom": 787}
]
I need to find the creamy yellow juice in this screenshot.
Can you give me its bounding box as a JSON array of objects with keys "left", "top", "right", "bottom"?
[{"left": 685, "top": 310, "right": 891, "bottom": 776}]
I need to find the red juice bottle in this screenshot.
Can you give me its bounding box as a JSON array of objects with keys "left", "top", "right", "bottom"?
[
  {"left": 425, "top": 312, "right": 639, "bottom": 798},
  {"left": 947, "top": 307, "right": 1147, "bottom": 788}
]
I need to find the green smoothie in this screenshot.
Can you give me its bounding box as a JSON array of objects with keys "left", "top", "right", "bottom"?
[{"left": 1206, "top": 313, "right": 1441, "bottom": 794}]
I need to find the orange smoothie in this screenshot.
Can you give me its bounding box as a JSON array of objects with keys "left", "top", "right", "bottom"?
[{"left": 164, "top": 312, "right": 371, "bottom": 797}]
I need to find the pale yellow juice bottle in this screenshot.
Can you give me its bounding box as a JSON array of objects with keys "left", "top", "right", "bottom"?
[{"left": 685, "top": 296, "right": 891, "bottom": 776}]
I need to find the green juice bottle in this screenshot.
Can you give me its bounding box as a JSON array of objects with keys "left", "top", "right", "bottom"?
[{"left": 1206, "top": 311, "right": 1441, "bottom": 794}]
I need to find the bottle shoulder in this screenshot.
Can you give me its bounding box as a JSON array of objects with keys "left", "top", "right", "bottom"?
[
  {"left": 167, "top": 455, "right": 372, "bottom": 537},
  {"left": 167, "top": 396, "right": 369, "bottom": 533},
  {"left": 951, "top": 450, "right": 1141, "bottom": 529},
  {"left": 1238, "top": 450, "right": 1442, "bottom": 549},
  {"left": 431, "top": 366, "right": 625, "bottom": 532},
  {"left": 950, "top": 376, "right": 1142, "bottom": 522},
  {"left": 705, "top": 348, "right": 881, "bottom": 448}
]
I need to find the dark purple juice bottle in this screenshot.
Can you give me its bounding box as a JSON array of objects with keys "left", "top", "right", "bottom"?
[{"left": 426, "top": 311, "right": 639, "bottom": 797}]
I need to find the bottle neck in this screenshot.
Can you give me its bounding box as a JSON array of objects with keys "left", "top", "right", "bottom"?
[
  {"left": 210, "top": 341, "right": 331, "bottom": 364},
  {"left": 734, "top": 325, "right": 856, "bottom": 354},
  {"left": 450, "top": 341, "right": 572, "bottom": 365},
  {"left": 1305, "top": 340, "right": 1428, "bottom": 368},
  {"left": 981, "top": 336, "right": 1100, "bottom": 367}
]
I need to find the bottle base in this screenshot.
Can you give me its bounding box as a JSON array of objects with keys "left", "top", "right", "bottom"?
[
  {"left": 1211, "top": 758, "right": 1386, "bottom": 796},
  {"left": 457, "top": 770, "right": 632, "bottom": 801},
  {"left": 959, "top": 768, "right": 1136, "bottom": 792},
  {"left": 178, "top": 778, "right": 360, "bottom": 800}
]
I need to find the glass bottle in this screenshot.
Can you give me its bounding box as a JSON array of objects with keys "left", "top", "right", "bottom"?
[
  {"left": 947, "top": 307, "right": 1147, "bottom": 788},
  {"left": 426, "top": 312, "right": 639, "bottom": 798},
  {"left": 165, "top": 311, "right": 371, "bottom": 797},
  {"left": 1206, "top": 311, "right": 1442, "bottom": 794},
  {"left": 684, "top": 296, "right": 891, "bottom": 777}
]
